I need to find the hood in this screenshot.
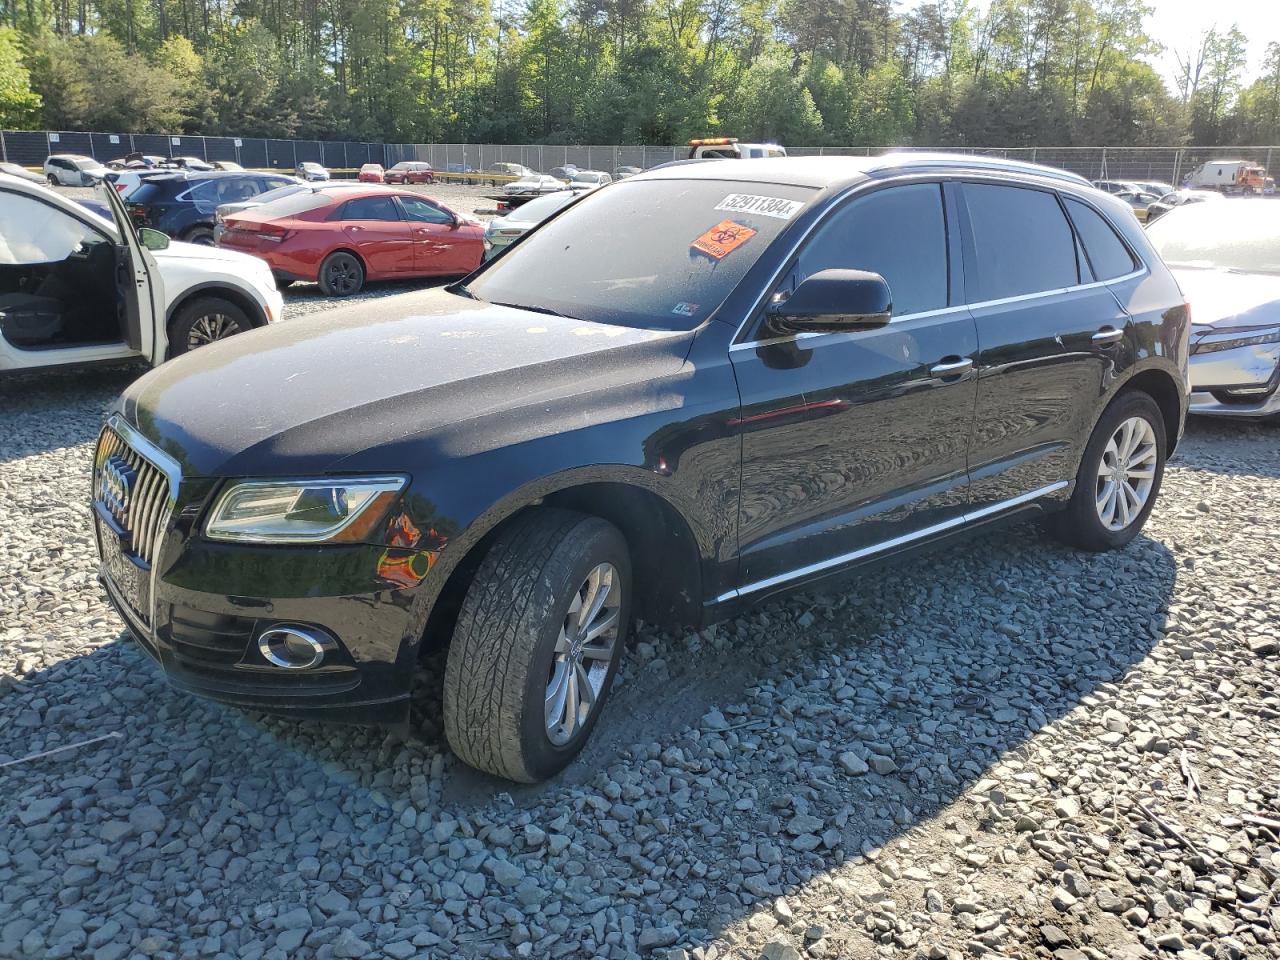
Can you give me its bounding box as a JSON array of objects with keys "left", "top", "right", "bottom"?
[
  {"left": 1169, "top": 267, "right": 1280, "bottom": 332},
  {"left": 119, "top": 287, "right": 692, "bottom": 477},
  {"left": 153, "top": 239, "right": 266, "bottom": 264}
]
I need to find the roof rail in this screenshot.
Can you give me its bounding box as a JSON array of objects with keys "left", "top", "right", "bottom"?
[{"left": 868, "top": 152, "right": 1091, "bottom": 187}]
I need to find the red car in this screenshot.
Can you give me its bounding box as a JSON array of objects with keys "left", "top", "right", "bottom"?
[
  {"left": 218, "top": 186, "right": 484, "bottom": 296},
  {"left": 358, "top": 163, "right": 385, "bottom": 183},
  {"left": 384, "top": 161, "right": 435, "bottom": 185}
]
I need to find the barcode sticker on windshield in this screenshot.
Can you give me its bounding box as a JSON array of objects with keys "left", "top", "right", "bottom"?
[{"left": 715, "top": 194, "right": 805, "bottom": 220}]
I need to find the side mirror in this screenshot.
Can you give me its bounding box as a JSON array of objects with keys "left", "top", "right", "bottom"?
[
  {"left": 765, "top": 269, "right": 892, "bottom": 335},
  {"left": 138, "top": 227, "right": 170, "bottom": 252}
]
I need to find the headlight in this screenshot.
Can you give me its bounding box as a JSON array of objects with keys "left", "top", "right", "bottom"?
[
  {"left": 1191, "top": 328, "right": 1280, "bottom": 355},
  {"left": 206, "top": 476, "right": 407, "bottom": 543}
]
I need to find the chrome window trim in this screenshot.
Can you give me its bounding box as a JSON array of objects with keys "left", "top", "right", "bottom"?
[
  {"left": 727, "top": 173, "right": 1149, "bottom": 351},
  {"left": 715, "top": 480, "right": 1068, "bottom": 603}
]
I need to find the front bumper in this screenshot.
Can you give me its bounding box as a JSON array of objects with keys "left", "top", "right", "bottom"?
[
  {"left": 265, "top": 286, "right": 286, "bottom": 324},
  {"left": 92, "top": 431, "right": 426, "bottom": 725},
  {"left": 1188, "top": 341, "right": 1280, "bottom": 418},
  {"left": 100, "top": 565, "right": 417, "bottom": 723}
]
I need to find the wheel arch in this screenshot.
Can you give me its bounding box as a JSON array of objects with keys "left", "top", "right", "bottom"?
[
  {"left": 1113, "top": 365, "right": 1185, "bottom": 456},
  {"left": 413, "top": 473, "right": 707, "bottom": 660},
  {"left": 165, "top": 282, "right": 269, "bottom": 332}
]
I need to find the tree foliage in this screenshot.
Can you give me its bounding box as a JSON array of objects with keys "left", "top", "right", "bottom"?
[{"left": 0, "top": 0, "right": 1276, "bottom": 145}]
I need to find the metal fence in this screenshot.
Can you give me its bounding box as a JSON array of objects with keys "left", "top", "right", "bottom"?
[
  {"left": 0, "top": 130, "right": 384, "bottom": 171},
  {"left": 2, "top": 130, "right": 1277, "bottom": 183}
]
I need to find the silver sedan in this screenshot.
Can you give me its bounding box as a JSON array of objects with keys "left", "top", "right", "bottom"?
[
  {"left": 483, "top": 191, "right": 579, "bottom": 259},
  {"left": 1146, "top": 201, "right": 1280, "bottom": 419}
]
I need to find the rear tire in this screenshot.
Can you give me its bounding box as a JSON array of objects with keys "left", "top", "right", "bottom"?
[
  {"left": 183, "top": 225, "right": 215, "bottom": 246},
  {"left": 318, "top": 251, "right": 364, "bottom": 297},
  {"left": 443, "top": 509, "right": 631, "bottom": 783},
  {"left": 167, "top": 297, "right": 252, "bottom": 357},
  {"left": 1047, "top": 390, "right": 1167, "bottom": 551}
]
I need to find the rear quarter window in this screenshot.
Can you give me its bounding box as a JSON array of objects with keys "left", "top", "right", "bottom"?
[
  {"left": 1064, "top": 197, "right": 1137, "bottom": 281},
  {"left": 964, "top": 183, "right": 1078, "bottom": 300}
]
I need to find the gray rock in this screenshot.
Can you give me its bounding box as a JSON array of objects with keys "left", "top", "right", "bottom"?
[
  {"left": 637, "top": 926, "right": 679, "bottom": 950},
  {"left": 127, "top": 805, "right": 165, "bottom": 836}
]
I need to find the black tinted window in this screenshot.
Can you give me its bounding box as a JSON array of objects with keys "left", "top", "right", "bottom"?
[
  {"left": 797, "top": 183, "right": 948, "bottom": 316},
  {"left": 340, "top": 196, "right": 400, "bottom": 221},
  {"left": 1065, "top": 198, "right": 1136, "bottom": 281},
  {"left": 964, "top": 184, "right": 1077, "bottom": 300}
]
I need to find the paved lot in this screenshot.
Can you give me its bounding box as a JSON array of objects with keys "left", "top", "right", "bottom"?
[{"left": 1, "top": 365, "right": 1278, "bottom": 960}]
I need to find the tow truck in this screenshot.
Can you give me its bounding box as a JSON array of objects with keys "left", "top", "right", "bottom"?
[{"left": 687, "top": 137, "right": 788, "bottom": 160}]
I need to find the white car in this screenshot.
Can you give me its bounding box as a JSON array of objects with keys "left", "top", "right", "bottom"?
[
  {"left": 44, "top": 153, "right": 108, "bottom": 186},
  {"left": 503, "top": 174, "right": 565, "bottom": 197},
  {"left": 0, "top": 176, "right": 283, "bottom": 373},
  {"left": 296, "top": 162, "right": 330, "bottom": 182}
]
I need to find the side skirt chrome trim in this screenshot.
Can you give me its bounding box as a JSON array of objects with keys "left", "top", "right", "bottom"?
[{"left": 716, "top": 480, "right": 1068, "bottom": 603}]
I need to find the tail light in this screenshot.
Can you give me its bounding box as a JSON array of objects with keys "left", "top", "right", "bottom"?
[
  {"left": 114, "top": 182, "right": 128, "bottom": 193},
  {"left": 252, "top": 223, "right": 292, "bottom": 243}
]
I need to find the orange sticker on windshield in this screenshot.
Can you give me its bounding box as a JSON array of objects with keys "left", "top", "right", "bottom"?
[{"left": 691, "top": 220, "right": 756, "bottom": 259}]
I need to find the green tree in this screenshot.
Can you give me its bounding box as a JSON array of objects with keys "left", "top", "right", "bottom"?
[{"left": 0, "top": 25, "right": 41, "bottom": 126}]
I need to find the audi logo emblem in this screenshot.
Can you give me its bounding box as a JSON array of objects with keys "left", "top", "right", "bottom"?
[{"left": 97, "top": 455, "right": 136, "bottom": 521}]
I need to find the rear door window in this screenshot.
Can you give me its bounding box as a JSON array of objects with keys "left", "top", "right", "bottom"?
[
  {"left": 339, "top": 196, "right": 401, "bottom": 221},
  {"left": 963, "top": 183, "right": 1078, "bottom": 300},
  {"left": 1064, "top": 197, "right": 1137, "bottom": 281},
  {"left": 796, "top": 182, "right": 949, "bottom": 317}
]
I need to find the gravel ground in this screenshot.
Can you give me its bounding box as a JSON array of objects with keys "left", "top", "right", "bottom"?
[{"left": 2, "top": 368, "right": 1279, "bottom": 960}]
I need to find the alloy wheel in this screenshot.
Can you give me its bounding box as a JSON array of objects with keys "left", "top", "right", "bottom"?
[
  {"left": 1095, "top": 415, "right": 1157, "bottom": 531},
  {"left": 545, "top": 562, "right": 621, "bottom": 746},
  {"left": 186, "top": 312, "right": 242, "bottom": 350},
  {"left": 325, "top": 255, "right": 360, "bottom": 295}
]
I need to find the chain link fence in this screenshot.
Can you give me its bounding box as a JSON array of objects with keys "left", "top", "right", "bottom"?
[
  {"left": 0, "top": 130, "right": 384, "bottom": 171},
  {"left": 2, "top": 131, "right": 1276, "bottom": 184}
]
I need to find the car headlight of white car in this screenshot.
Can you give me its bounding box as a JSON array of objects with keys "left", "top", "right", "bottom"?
[{"left": 1191, "top": 327, "right": 1280, "bottom": 355}]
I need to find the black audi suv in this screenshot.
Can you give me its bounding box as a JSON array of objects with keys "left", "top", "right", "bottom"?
[{"left": 93, "top": 154, "right": 1190, "bottom": 782}]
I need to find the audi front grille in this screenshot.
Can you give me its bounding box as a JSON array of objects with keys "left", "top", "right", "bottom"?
[{"left": 93, "top": 428, "right": 171, "bottom": 566}]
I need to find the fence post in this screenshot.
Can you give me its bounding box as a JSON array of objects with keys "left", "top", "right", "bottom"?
[
  {"left": 1099, "top": 146, "right": 1106, "bottom": 179},
  {"left": 0, "top": 131, "right": 6, "bottom": 163},
  {"left": 1172, "top": 149, "right": 1182, "bottom": 186},
  {"left": 1266, "top": 147, "right": 1274, "bottom": 179}
]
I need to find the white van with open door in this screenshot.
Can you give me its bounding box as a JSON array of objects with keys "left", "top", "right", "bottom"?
[{"left": 0, "top": 174, "right": 283, "bottom": 373}]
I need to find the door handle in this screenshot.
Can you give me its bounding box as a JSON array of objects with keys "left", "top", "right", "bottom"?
[
  {"left": 348, "top": 225, "right": 362, "bottom": 232},
  {"left": 1092, "top": 327, "right": 1124, "bottom": 345},
  {"left": 930, "top": 357, "right": 974, "bottom": 377}
]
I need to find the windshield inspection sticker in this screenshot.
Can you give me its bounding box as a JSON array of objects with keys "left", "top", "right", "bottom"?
[
  {"left": 671, "top": 302, "right": 700, "bottom": 317},
  {"left": 691, "top": 220, "right": 757, "bottom": 259},
  {"left": 714, "top": 194, "right": 804, "bottom": 220}
]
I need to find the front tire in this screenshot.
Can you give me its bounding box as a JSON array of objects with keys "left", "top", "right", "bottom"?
[
  {"left": 1048, "top": 390, "right": 1167, "bottom": 551},
  {"left": 167, "top": 297, "right": 252, "bottom": 357},
  {"left": 443, "top": 509, "right": 631, "bottom": 783},
  {"left": 318, "top": 251, "right": 364, "bottom": 297}
]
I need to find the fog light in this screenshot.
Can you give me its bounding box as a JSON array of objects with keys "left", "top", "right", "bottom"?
[{"left": 257, "top": 625, "right": 329, "bottom": 669}]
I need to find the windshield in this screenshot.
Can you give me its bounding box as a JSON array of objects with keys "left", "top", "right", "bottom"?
[
  {"left": 74, "top": 157, "right": 103, "bottom": 170},
  {"left": 509, "top": 191, "right": 577, "bottom": 222},
  {"left": 244, "top": 183, "right": 306, "bottom": 206},
  {"left": 250, "top": 191, "right": 331, "bottom": 219},
  {"left": 1147, "top": 202, "right": 1280, "bottom": 274},
  {"left": 467, "top": 178, "right": 815, "bottom": 330}
]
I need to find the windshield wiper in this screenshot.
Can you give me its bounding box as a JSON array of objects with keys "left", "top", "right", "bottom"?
[
  {"left": 491, "top": 301, "right": 578, "bottom": 320},
  {"left": 449, "top": 282, "right": 479, "bottom": 300}
]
